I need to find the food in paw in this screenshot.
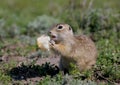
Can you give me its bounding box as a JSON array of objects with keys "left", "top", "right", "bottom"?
[{"left": 37, "top": 35, "right": 50, "bottom": 51}]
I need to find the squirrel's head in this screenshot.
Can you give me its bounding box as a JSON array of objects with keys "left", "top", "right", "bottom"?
[{"left": 49, "top": 23, "right": 74, "bottom": 44}]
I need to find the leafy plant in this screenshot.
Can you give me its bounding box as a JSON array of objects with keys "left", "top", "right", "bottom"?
[{"left": 27, "top": 15, "right": 60, "bottom": 36}]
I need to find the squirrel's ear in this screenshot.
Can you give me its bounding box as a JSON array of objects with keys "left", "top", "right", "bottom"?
[{"left": 69, "top": 26, "right": 72, "bottom": 30}]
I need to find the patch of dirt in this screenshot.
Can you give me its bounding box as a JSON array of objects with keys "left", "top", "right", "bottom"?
[
  {"left": 10, "top": 56, "right": 60, "bottom": 84},
  {"left": 0, "top": 42, "right": 60, "bottom": 84},
  {"left": 1, "top": 55, "right": 26, "bottom": 63},
  {"left": 36, "top": 57, "right": 60, "bottom": 66},
  {"left": 1, "top": 53, "right": 60, "bottom": 84}
]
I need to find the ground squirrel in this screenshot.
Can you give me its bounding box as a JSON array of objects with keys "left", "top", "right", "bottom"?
[{"left": 49, "top": 23, "right": 97, "bottom": 72}]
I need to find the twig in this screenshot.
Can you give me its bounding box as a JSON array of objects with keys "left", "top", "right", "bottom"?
[{"left": 96, "top": 72, "right": 115, "bottom": 84}]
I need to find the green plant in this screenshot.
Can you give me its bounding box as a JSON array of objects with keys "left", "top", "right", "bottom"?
[
  {"left": 27, "top": 15, "right": 60, "bottom": 36},
  {"left": 69, "top": 63, "right": 80, "bottom": 75}
]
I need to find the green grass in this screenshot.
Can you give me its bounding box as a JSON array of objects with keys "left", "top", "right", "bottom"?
[{"left": 0, "top": 0, "right": 120, "bottom": 84}]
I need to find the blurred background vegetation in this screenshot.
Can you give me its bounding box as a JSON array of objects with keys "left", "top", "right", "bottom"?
[{"left": 0, "top": 0, "right": 120, "bottom": 84}]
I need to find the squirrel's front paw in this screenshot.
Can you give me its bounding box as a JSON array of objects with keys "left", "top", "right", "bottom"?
[{"left": 49, "top": 40, "right": 55, "bottom": 48}]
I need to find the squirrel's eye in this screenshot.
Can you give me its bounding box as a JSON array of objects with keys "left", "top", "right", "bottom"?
[{"left": 57, "top": 25, "right": 63, "bottom": 29}]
